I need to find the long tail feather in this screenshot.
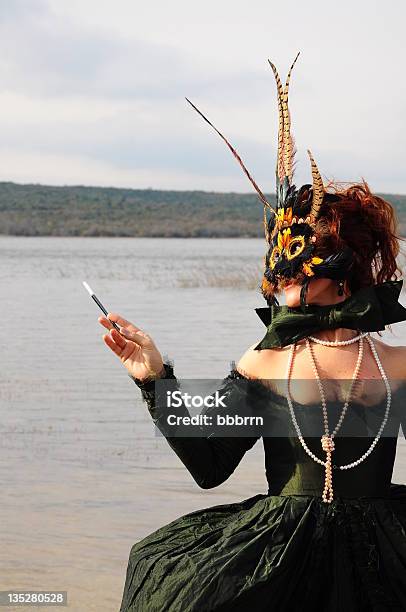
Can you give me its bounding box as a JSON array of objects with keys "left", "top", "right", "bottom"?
[
  {"left": 267, "top": 60, "right": 285, "bottom": 182},
  {"left": 185, "top": 97, "right": 275, "bottom": 214},
  {"left": 282, "top": 52, "right": 300, "bottom": 182}
]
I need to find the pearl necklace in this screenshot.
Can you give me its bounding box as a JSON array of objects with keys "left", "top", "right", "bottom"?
[
  {"left": 285, "top": 331, "right": 392, "bottom": 503},
  {"left": 308, "top": 331, "right": 370, "bottom": 346}
]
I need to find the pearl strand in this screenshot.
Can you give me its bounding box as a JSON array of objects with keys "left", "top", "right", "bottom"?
[
  {"left": 305, "top": 336, "right": 364, "bottom": 503},
  {"left": 286, "top": 333, "right": 364, "bottom": 502},
  {"left": 308, "top": 331, "right": 370, "bottom": 346},
  {"left": 305, "top": 335, "right": 364, "bottom": 438},
  {"left": 285, "top": 332, "right": 392, "bottom": 503}
]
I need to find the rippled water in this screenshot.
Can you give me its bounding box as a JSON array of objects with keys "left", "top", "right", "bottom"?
[{"left": 1, "top": 236, "right": 406, "bottom": 611}]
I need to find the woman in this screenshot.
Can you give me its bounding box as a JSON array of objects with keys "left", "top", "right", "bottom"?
[{"left": 99, "top": 57, "right": 406, "bottom": 610}]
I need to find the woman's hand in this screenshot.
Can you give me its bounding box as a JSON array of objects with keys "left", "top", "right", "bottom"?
[{"left": 98, "top": 313, "right": 165, "bottom": 382}]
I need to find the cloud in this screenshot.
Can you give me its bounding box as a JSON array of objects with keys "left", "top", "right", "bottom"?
[
  {"left": 0, "top": 147, "right": 272, "bottom": 192},
  {"left": 0, "top": 3, "right": 269, "bottom": 102}
]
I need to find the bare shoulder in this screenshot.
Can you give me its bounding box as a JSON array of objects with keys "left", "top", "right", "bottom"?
[
  {"left": 371, "top": 337, "right": 406, "bottom": 379},
  {"left": 235, "top": 336, "right": 406, "bottom": 381},
  {"left": 236, "top": 342, "right": 289, "bottom": 380}
]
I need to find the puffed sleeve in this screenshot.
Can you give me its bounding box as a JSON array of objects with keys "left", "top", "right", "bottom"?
[{"left": 128, "top": 359, "right": 260, "bottom": 489}]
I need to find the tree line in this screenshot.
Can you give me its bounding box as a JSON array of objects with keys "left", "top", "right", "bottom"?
[{"left": 0, "top": 181, "right": 405, "bottom": 238}]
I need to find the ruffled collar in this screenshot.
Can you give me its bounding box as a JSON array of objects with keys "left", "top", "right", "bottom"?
[{"left": 254, "top": 280, "right": 406, "bottom": 349}]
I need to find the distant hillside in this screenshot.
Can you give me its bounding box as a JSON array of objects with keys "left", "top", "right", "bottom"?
[{"left": 0, "top": 181, "right": 405, "bottom": 237}]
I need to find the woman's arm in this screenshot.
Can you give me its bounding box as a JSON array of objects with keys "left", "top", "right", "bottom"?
[
  {"left": 97, "top": 312, "right": 260, "bottom": 489},
  {"left": 130, "top": 361, "right": 260, "bottom": 489}
]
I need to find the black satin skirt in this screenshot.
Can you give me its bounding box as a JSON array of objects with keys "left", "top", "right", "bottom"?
[{"left": 119, "top": 483, "right": 406, "bottom": 611}]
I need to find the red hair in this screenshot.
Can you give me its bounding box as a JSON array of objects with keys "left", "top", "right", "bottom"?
[{"left": 314, "top": 179, "right": 404, "bottom": 292}]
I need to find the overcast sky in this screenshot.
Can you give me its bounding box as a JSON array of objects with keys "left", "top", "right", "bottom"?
[{"left": 0, "top": 0, "right": 404, "bottom": 193}]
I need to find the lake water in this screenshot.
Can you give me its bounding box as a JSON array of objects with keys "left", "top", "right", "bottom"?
[{"left": 1, "top": 236, "right": 406, "bottom": 611}]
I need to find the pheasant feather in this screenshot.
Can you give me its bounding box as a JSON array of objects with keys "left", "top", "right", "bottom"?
[
  {"left": 282, "top": 52, "right": 300, "bottom": 183},
  {"left": 268, "top": 60, "right": 285, "bottom": 181},
  {"left": 307, "top": 149, "right": 324, "bottom": 223},
  {"left": 185, "top": 97, "right": 275, "bottom": 215}
]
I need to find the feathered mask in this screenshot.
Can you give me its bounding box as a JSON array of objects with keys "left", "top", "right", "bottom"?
[{"left": 186, "top": 53, "right": 354, "bottom": 308}]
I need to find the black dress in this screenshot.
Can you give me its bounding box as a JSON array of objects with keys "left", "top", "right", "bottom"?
[{"left": 119, "top": 363, "right": 406, "bottom": 612}]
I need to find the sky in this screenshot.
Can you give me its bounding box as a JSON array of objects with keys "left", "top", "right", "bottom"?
[{"left": 0, "top": 0, "right": 404, "bottom": 193}]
